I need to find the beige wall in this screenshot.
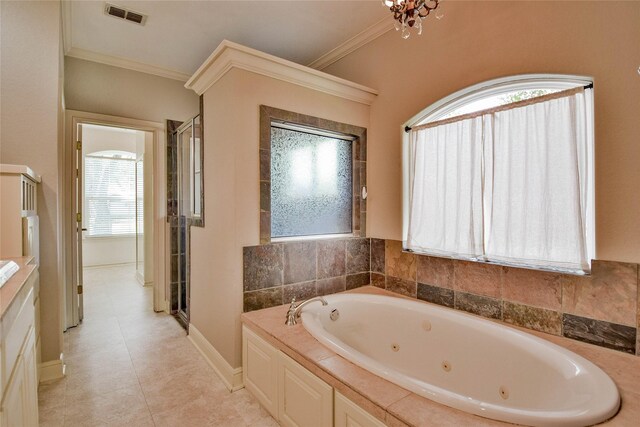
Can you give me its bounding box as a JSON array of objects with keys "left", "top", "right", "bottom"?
[
  {"left": 190, "top": 68, "right": 370, "bottom": 368},
  {"left": 323, "top": 1, "right": 640, "bottom": 263},
  {"left": 0, "top": 0, "right": 64, "bottom": 363},
  {"left": 65, "top": 57, "right": 199, "bottom": 123}
]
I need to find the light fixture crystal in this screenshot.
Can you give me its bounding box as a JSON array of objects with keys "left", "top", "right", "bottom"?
[{"left": 383, "top": 0, "right": 441, "bottom": 38}]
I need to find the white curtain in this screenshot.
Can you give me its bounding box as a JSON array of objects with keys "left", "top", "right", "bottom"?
[
  {"left": 407, "top": 88, "right": 593, "bottom": 273},
  {"left": 486, "top": 90, "right": 593, "bottom": 272},
  {"left": 407, "top": 116, "right": 485, "bottom": 259}
]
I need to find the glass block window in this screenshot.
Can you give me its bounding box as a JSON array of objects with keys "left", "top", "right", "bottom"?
[{"left": 271, "top": 125, "right": 353, "bottom": 239}]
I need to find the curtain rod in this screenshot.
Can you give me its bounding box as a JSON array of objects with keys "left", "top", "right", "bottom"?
[{"left": 405, "top": 83, "right": 593, "bottom": 133}]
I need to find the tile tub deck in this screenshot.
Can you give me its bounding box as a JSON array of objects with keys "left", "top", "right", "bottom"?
[{"left": 241, "top": 286, "right": 640, "bottom": 426}]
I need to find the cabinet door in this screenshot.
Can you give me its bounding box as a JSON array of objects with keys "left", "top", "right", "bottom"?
[
  {"left": 278, "top": 352, "right": 333, "bottom": 427},
  {"left": 22, "top": 328, "right": 38, "bottom": 427},
  {"left": 1, "top": 356, "right": 26, "bottom": 427},
  {"left": 242, "top": 326, "right": 279, "bottom": 419},
  {"left": 335, "top": 391, "right": 386, "bottom": 427}
]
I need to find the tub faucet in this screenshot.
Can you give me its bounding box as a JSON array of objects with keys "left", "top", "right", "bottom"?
[{"left": 285, "top": 296, "right": 328, "bottom": 325}]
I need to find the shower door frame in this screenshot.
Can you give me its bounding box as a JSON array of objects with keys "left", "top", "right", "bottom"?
[{"left": 174, "top": 117, "right": 198, "bottom": 327}]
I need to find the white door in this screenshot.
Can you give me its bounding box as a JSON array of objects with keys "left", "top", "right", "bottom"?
[{"left": 72, "top": 123, "right": 85, "bottom": 324}]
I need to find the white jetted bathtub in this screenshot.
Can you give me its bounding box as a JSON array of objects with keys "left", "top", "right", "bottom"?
[{"left": 300, "top": 293, "right": 620, "bottom": 427}]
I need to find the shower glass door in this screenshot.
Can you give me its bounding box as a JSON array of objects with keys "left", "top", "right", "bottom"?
[{"left": 176, "top": 121, "right": 193, "bottom": 326}]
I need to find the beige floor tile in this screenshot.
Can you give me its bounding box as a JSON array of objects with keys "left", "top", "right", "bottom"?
[
  {"left": 39, "top": 404, "right": 65, "bottom": 427},
  {"left": 65, "top": 365, "right": 140, "bottom": 399},
  {"left": 63, "top": 384, "right": 151, "bottom": 426},
  {"left": 39, "top": 264, "right": 276, "bottom": 427},
  {"left": 38, "top": 378, "right": 67, "bottom": 411}
]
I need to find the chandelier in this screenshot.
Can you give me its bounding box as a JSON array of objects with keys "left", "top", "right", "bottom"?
[{"left": 382, "top": 0, "right": 443, "bottom": 39}]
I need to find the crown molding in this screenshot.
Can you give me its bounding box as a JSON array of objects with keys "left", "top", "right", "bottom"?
[
  {"left": 61, "top": 0, "right": 72, "bottom": 54},
  {"left": 308, "top": 18, "right": 393, "bottom": 71},
  {"left": 185, "top": 40, "right": 378, "bottom": 105},
  {"left": 66, "top": 47, "right": 191, "bottom": 82}
]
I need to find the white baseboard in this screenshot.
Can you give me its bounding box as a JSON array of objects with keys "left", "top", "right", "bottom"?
[
  {"left": 39, "top": 357, "right": 65, "bottom": 383},
  {"left": 188, "top": 324, "right": 244, "bottom": 392}
]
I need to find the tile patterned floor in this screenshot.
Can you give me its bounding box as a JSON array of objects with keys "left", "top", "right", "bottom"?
[{"left": 38, "top": 264, "right": 277, "bottom": 427}]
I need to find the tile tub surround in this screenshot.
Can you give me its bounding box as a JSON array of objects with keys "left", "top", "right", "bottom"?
[
  {"left": 243, "top": 237, "right": 371, "bottom": 312},
  {"left": 244, "top": 237, "right": 640, "bottom": 355},
  {"left": 240, "top": 286, "right": 640, "bottom": 427},
  {"left": 375, "top": 239, "right": 640, "bottom": 356}
]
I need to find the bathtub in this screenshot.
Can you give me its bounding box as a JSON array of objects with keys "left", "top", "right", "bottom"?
[{"left": 300, "top": 293, "right": 620, "bottom": 427}]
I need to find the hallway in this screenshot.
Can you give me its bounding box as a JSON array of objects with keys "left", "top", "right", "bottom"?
[{"left": 38, "top": 264, "right": 276, "bottom": 426}]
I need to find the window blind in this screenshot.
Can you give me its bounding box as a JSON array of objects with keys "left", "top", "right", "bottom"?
[
  {"left": 136, "top": 159, "right": 143, "bottom": 236},
  {"left": 85, "top": 155, "right": 136, "bottom": 237}
]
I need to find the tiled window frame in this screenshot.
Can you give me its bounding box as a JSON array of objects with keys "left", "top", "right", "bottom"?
[{"left": 259, "top": 105, "right": 367, "bottom": 244}]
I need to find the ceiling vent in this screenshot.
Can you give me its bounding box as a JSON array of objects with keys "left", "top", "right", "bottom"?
[{"left": 104, "top": 3, "right": 147, "bottom": 26}]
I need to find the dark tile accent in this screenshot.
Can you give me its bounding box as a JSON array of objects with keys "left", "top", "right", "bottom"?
[
  {"left": 417, "top": 255, "right": 454, "bottom": 290},
  {"left": 360, "top": 138, "right": 367, "bottom": 162},
  {"left": 353, "top": 201, "right": 361, "bottom": 232},
  {"left": 346, "top": 238, "right": 370, "bottom": 274},
  {"left": 243, "top": 287, "right": 283, "bottom": 312},
  {"left": 283, "top": 281, "right": 317, "bottom": 304},
  {"left": 317, "top": 276, "right": 346, "bottom": 296},
  {"left": 370, "top": 238, "right": 385, "bottom": 274},
  {"left": 502, "top": 266, "right": 562, "bottom": 311},
  {"left": 317, "top": 239, "right": 346, "bottom": 279},
  {"left": 371, "top": 272, "right": 385, "bottom": 289},
  {"left": 562, "top": 260, "right": 638, "bottom": 327},
  {"left": 243, "top": 244, "right": 283, "bottom": 291},
  {"left": 417, "top": 283, "right": 454, "bottom": 308},
  {"left": 455, "top": 292, "right": 502, "bottom": 320},
  {"left": 260, "top": 148, "right": 270, "bottom": 181},
  {"left": 502, "top": 301, "right": 562, "bottom": 335},
  {"left": 259, "top": 105, "right": 272, "bottom": 150},
  {"left": 346, "top": 273, "right": 370, "bottom": 290},
  {"left": 385, "top": 240, "right": 416, "bottom": 282},
  {"left": 353, "top": 161, "right": 360, "bottom": 191},
  {"left": 283, "top": 241, "right": 317, "bottom": 285},
  {"left": 360, "top": 161, "right": 367, "bottom": 186},
  {"left": 563, "top": 314, "right": 636, "bottom": 354},
  {"left": 454, "top": 260, "right": 503, "bottom": 299},
  {"left": 170, "top": 254, "right": 178, "bottom": 282},
  {"left": 170, "top": 226, "right": 178, "bottom": 255},
  {"left": 166, "top": 119, "right": 182, "bottom": 220},
  {"left": 170, "top": 282, "right": 178, "bottom": 312},
  {"left": 260, "top": 181, "right": 270, "bottom": 211},
  {"left": 386, "top": 276, "right": 417, "bottom": 298},
  {"left": 260, "top": 211, "right": 271, "bottom": 245}
]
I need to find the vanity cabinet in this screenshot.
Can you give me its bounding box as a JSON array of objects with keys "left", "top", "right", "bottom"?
[
  {"left": 1, "top": 268, "right": 39, "bottom": 427},
  {"left": 335, "top": 391, "right": 386, "bottom": 427},
  {"left": 242, "top": 325, "right": 384, "bottom": 427},
  {"left": 278, "top": 352, "right": 332, "bottom": 427},
  {"left": 243, "top": 326, "right": 279, "bottom": 417}
]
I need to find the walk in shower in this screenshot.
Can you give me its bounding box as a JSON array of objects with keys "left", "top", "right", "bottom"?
[{"left": 167, "top": 114, "right": 203, "bottom": 329}]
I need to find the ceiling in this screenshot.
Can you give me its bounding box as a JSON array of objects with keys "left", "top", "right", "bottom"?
[{"left": 64, "top": 1, "right": 391, "bottom": 80}]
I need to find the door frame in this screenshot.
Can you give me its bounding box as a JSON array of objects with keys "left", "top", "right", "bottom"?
[{"left": 63, "top": 110, "right": 169, "bottom": 329}]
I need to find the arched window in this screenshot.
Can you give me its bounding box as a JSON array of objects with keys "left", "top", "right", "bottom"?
[{"left": 402, "top": 75, "right": 594, "bottom": 273}]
